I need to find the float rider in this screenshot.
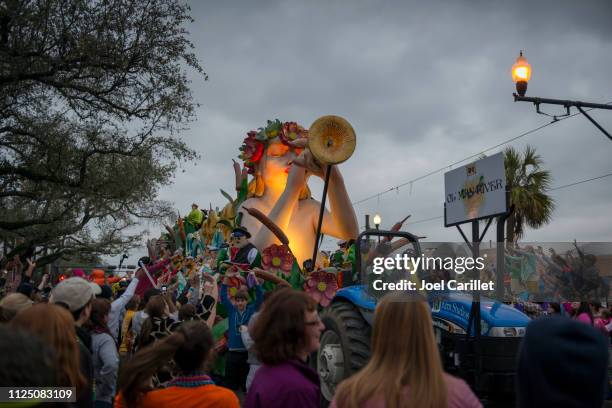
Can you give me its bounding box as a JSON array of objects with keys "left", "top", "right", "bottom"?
[{"left": 228, "top": 227, "right": 260, "bottom": 269}]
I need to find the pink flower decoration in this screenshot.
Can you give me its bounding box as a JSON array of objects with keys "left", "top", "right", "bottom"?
[
  {"left": 261, "top": 244, "right": 295, "bottom": 277},
  {"left": 304, "top": 270, "right": 338, "bottom": 307},
  {"left": 239, "top": 130, "right": 265, "bottom": 174},
  {"left": 238, "top": 121, "right": 308, "bottom": 174},
  {"left": 279, "top": 122, "right": 308, "bottom": 145}
]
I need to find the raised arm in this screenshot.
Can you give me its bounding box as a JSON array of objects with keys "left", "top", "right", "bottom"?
[
  {"left": 291, "top": 143, "right": 358, "bottom": 240},
  {"left": 24, "top": 258, "right": 36, "bottom": 280},
  {"left": 219, "top": 281, "right": 235, "bottom": 312},
  {"left": 148, "top": 258, "right": 171, "bottom": 275},
  {"left": 112, "top": 275, "right": 139, "bottom": 310},
  {"left": 162, "top": 291, "right": 177, "bottom": 315},
  {"left": 37, "top": 273, "right": 48, "bottom": 291},
  {"left": 201, "top": 274, "right": 218, "bottom": 328},
  {"left": 320, "top": 167, "right": 359, "bottom": 240},
  {"left": 183, "top": 271, "right": 200, "bottom": 306},
  {"left": 252, "top": 273, "right": 264, "bottom": 310}
]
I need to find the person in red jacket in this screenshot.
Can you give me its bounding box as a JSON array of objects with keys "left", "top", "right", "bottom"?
[{"left": 133, "top": 256, "right": 171, "bottom": 297}]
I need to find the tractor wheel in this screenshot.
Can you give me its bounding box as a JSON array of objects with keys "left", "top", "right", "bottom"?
[{"left": 318, "top": 301, "right": 371, "bottom": 403}]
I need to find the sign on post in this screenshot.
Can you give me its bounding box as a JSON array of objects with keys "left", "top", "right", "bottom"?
[{"left": 444, "top": 152, "right": 507, "bottom": 226}]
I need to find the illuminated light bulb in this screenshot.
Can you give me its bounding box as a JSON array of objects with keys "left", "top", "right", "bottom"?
[{"left": 511, "top": 51, "right": 531, "bottom": 96}]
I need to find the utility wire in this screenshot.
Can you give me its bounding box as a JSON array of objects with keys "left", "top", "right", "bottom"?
[
  {"left": 352, "top": 101, "right": 612, "bottom": 207},
  {"left": 548, "top": 172, "right": 612, "bottom": 191},
  {"left": 403, "top": 171, "right": 612, "bottom": 226},
  {"left": 324, "top": 171, "right": 612, "bottom": 244},
  {"left": 324, "top": 104, "right": 611, "bottom": 245}
]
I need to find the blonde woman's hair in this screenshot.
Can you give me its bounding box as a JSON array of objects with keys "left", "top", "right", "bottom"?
[{"left": 334, "top": 293, "right": 447, "bottom": 408}]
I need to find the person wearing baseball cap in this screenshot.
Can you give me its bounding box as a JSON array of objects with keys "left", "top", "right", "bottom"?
[
  {"left": 51, "top": 277, "right": 99, "bottom": 321},
  {"left": 51, "top": 277, "right": 96, "bottom": 408}
]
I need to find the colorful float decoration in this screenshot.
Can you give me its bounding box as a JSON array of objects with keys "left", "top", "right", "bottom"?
[
  {"left": 154, "top": 116, "right": 358, "bottom": 286},
  {"left": 147, "top": 116, "right": 360, "bottom": 373},
  {"left": 304, "top": 268, "right": 339, "bottom": 307},
  {"left": 90, "top": 268, "right": 121, "bottom": 285},
  {"left": 261, "top": 244, "right": 294, "bottom": 278}
]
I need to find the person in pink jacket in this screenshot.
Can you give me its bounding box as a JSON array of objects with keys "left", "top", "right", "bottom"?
[
  {"left": 331, "top": 293, "right": 481, "bottom": 408},
  {"left": 573, "top": 302, "right": 594, "bottom": 325}
]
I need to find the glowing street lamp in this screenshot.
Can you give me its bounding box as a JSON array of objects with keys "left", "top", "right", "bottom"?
[
  {"left": 511, "top": 51, "right": 612, "bottom": 141},
  {"left": 373, "top": 213, "right": 382, "bottom": 230},
  {"left": 511, "top": 51, "right": 531, "bottom": 97}
]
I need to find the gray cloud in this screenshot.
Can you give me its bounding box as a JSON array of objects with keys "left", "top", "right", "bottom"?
[{"left": 108, "top": 0, "right": 612, "bottom": 264}]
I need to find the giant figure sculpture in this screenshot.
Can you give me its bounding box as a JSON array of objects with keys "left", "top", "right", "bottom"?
[{"left": 235, "top": 120, "right": 359, "bottom": 268}]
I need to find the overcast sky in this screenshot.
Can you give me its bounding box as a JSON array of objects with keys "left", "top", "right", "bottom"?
[{"left": 110, "top": 0, "right": 612, "bottom": 265}]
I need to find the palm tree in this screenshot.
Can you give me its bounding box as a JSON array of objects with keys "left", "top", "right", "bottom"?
[{"left": 504, "top": 145, "right": 555, "bottom": 244}]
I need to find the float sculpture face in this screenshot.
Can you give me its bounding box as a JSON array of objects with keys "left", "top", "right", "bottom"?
[
  {"left": 239, "top": 120, "right": 308, "bottom": 197},
  {"left": 262, "top": 141, "right": 297, "bottom": 191}
]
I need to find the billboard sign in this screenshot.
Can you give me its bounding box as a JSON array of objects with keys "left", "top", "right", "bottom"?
[{"left": 444, "top": 152, "right": 507, "bottom": 226}]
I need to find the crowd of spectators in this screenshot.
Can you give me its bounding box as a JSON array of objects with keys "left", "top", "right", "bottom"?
[{"left": 1, "top": 250, "right": 610, "bottom": 408}]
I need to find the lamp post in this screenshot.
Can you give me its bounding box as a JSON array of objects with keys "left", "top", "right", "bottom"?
[
  {"left": 511, "top": 51, "right": 612, "bottom": 141},
  {"left": 511, "top": 51, "right": 531, "bottom": 97},
  {"left": 373, "top": 213, "right": 381, "bottom": 230},
  {"left": 373, "top": 213, "right": 381, "bottom": 243}
]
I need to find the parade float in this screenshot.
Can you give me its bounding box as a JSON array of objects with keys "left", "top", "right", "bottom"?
[{"left": 146, "top": 116, "right": 529, "bottom": 405}]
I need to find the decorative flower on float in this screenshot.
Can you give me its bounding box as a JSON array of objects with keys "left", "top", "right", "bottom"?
[
  {"left": 261, "top": 244, "right": 295, "bottom": 278},
  {"left": 238, "top": 119, "right": 308, "bottom": 174},
  {"left": 279, "top": 121, "right": 308, "bottom": 145},
  {"left": 224, "top": 266, "right": 247, "bottom": 300},
  {"left": 258, "top": 119, "right": 283, "bottom": 140},
  {"left": 226, "top": 276, "right": 247, "bottom": 300},
  {"left": 239, "top": 130, "right": 264, "bottom": 174},
  {"left": 304, "top": 268, "right": 339, "bottom": 307}
]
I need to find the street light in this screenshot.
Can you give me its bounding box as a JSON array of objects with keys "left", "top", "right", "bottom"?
[
  {"left": 511, "top": 50, "right": 612, "bottom": 141},
  {"left": 511, "top": 51, "right": 531, "bottom": 97},
  {"left": 373, "top": 213, "right": 381, "bottom": 230}
]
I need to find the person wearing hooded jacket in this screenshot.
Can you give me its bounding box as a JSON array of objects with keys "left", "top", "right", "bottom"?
[
  {"left": 86, "top": 298, "right": 120, "bottom": 408},
  {"left": 517, "top": 316, "right": 608, "bottom": 408}
]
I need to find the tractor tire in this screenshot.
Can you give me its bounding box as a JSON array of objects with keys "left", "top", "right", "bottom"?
[{"left": 318, "top": 301, "right": 371, "bottom": 404}]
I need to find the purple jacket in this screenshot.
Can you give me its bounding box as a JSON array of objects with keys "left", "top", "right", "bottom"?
[{"left": 245, "top": 359, "right": 320, "bottom": 408}]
